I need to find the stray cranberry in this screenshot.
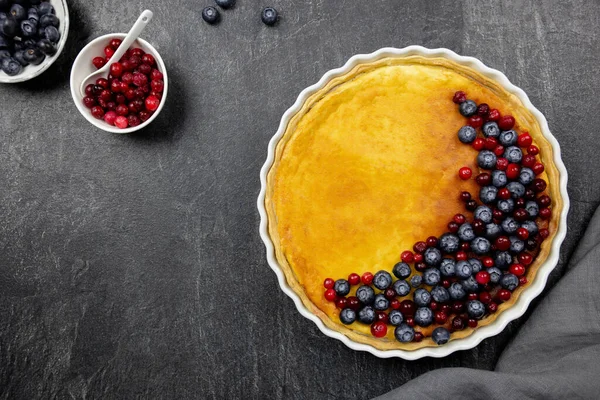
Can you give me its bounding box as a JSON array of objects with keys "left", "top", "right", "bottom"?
[
  {"left": 104, "top": 111, "right": 117, "bottom": 126},
  {"left": 139, "top": 110, "right": 152, "bottom": 122},
  {"left": 459, "top": 167, "right": 472, "bottom": 180},
  {"left": 400, "top": 300, "right": 415, "bottom": 316},
  {"left": 475, "top": 173, "right": 491, "bottom": 186},
  {"left": 532, "top": 162, "right": 545, "bottom": 175},
  {"left": 495, "top": 236, "right": 510, "bottom": 251},
  {"left": 538, "top": 195, "right": 551, "bottom": 207},
  {"left": 82, "top": 96, "right": 96, "bottom": 109},
  {"left": 498, "top": 188, "right": 511, "bottom": 200},
  {"left": 497, "top": 289, "right": 511, "bottom": 302},
  {"left": 488, "top": 109, "right": 501, "bottom": 121},
  {"left": 477, "top": 103, "right": 490, "bottom": 118},
  {"left": 90, "top": 106, "right": 104, "bottom": 119},
  {"left": 114, "top": 116, "right": 129, "bottom": 129},
  {"left": 145, "top": 95, "right": 160, "bottom": 112},
  {"left": 466, "top": 200, "right": 478, "bottom": 211},
  {"left": 413, "top": 331, "right": 424, "bottom": 342},
  {"left": 460, "top": 191, "right": 472, "bottom": 202},
  {"left": 485, "top": 137, "right": 498, "bottom": 150},
  {"left": 405, "top": 317, "right": 415, "bottom": 327},
  {"left": 434, "top": 311, "right": 448, "bottom": 325},
  {"left": 519, "top": 253, "right": 533, "bottom": 265},
  {"left": 415, "top": 262, "right": 427, "bottom": 272},
  {"left": 494, "top": 145, "right": 505, "bottom": 156},
  {"left": 324, "top": 289, "right": 337, "bottom": 302},
  {"left": 413, "top": 241, "right": 427, "bottom": 254},
  {"left": 539, "top": 228, "right": 550, "bottom": 239},
  {"left": 496, "top": 157, "right": 508, "bottom": 170},
  {"left": 451, "top": 316, "right": 464, "bottom": 331},
  {"left": 528, "top": 145, "right": 539, "bottom": 155},
  {"left": 514, "top": 209, "right": 528, "bottom": 222},
  {"left": 347, "top": 296, "right": 360, "bottom": 310},
  {"left": 468, "top": 293, "right": 478, "bottom": 301},
  {"left": 506, "top": 164, "right": 520, "bottom": 180},
  {"left": 348, "top": 273, "right": 360, "bottom": 286},
  {"left": 498, "top": 115, "right": 515, "bottom": 130},
  {"left": 452, "top": 91, "right": 467, "bottom": 104},
  {"left": 390, "top": 299, "right": 400, "bottom": 310},
  {"left": 456, "top": 251, "right": 467, "bottom": 261},
  {"left": 384, "top": 288, "right": 396, "bottom": 300},
  {"left": 414, "top": 253, "right": 423, "bottom": 263},
  {"left": 519, "top": 276, "right": 528, "bottom": 285},
  {"left": 454, "top": 214, "right": 466, "bottom": 224},
  {"left": 401, "top": 251, "right": 414, "bottom": 263},
  {"left": 476, "top": 271, "right": 490, "bottom": 285},
  {"left": 518, "top": 132, "right": 532, "bottom": 147},
  {"left": 488, "top": 302, "right": 498, "bottom": 313},
  {"left": 479, "top": 291, "right": 491, "bottom": 304},
  {"left": 468, "top": 115, "right": 483, "bottom": 128},
  {"left": 442, "top": 279, "right": 451, "bottom": 289},
  {"left": 472, "top": 138, "right": 485, "bottom": 151},
  {"left": 335, "top": 297, "right": 347, "bottom": 309},
  {"left": 448, "top": 221, "right": 459, "bottom": 233},
  {"left": 473, "top": 220, "right": 485, "bottom": 235},
  {"left": 371, "top": 321, "right": 387, "bottom": 338},
  {"left": 361, "top": 272, "right": 373, "bottom": 285},
  {"left": 510, "top": 263, "right": 526, "bottom": 276}
]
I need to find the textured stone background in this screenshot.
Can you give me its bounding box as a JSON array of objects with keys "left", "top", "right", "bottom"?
[{"left": 1, "top": 0, "right": 599, "bottom": 399}]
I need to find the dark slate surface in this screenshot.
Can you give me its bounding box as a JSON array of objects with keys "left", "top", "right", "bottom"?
[{"left": 1, "top": 0, "right": 599, "bottom": 398}]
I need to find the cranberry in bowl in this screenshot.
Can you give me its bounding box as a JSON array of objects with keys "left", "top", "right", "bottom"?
[{"left": 70, "top": 33, "right": 167, "bottom": 133}]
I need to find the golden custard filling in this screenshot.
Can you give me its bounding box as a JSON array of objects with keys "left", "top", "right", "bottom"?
[{"left": 266, "top": 56, "right": 561, "bottom": 350}]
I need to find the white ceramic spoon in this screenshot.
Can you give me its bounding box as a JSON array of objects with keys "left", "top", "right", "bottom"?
[{"left": 79, "top": 10, "right": 153, "bottom": 97}]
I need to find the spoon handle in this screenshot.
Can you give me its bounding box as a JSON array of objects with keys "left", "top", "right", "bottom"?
[{"left": 112, "top": 10, "right": 154, "bottom": 62}]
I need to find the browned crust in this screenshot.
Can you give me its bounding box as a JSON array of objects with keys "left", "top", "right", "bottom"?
[{"left": 264, "top": 56, "right": 563, "bottom": 351}]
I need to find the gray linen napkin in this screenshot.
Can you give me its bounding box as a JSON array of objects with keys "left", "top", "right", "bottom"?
[{"left": 375, "top": 206, "right": 600, "bottom": 400}]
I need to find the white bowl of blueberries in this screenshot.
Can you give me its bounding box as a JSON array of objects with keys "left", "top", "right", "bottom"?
[{"left": 0, "top": 0, "right": 68, "bottom": 83}]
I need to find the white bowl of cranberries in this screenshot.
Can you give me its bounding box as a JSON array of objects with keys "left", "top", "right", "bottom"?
[{"left": 70, "top": 33, "right": 167, "bottom": 133}]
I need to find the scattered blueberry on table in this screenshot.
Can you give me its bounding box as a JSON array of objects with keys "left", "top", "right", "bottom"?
[
  {"left": 202, "top": 6, "right": 220, "bottom": 25},
  {"left": 261, "top": 7, "right": 278, "bottom": 26}
]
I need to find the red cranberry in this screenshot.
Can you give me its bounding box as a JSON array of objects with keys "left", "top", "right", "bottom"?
[
  {"left": 415, "top": 262, "right": 427, "bottom": 272},
  {"left": 459, "top": 166, "right": 472, "bottom": 180},
  {"left": 141, "top": 53, "right": 156, "bottom": 66},
  {"left": 434, "top": 311, "right": 448, "bottom": 324},
  {"left": 104, "top": 111, "right": 117, "bottom": 126},
  {"left": 110, "top": 79, "right": 123, "bottom": 93},
  {"left": 129, "top": 55, "right": 142, "bottom": 68},
  {"left": 539, "top": 228, "right": 550, "bottom": 239},
  {"left": 151, "top": 69, "right": 164, "bottom": 81},
  {"left": 413, "top": 331, "right": 424, "bottom": 342},
  {"left": 516, "top": 228, "right": 529, "bottom": 241},
  {"left": 400, "top": 300, "right": 415, "bottom": 316},
  {"left": 496, "top": 157, "right": 508, "bottom": 170},
  {"left": 466, "top": 200, "right": 478, "bottom": 211},
  {"left": 442, "top": 279, "right": 451, "bottom": 289},
  {"left": 134, "top": 88, "right": 146, "bottom": 99},
  {"left": 488, "top": 109, "right": 500, "bottom": 121},
  {"left": 348, "top": 273, "right": 360, "bottom": 286},
  {"left": 376, "top": 311, "right": 389, "bottom": 323},
  {"left": 109, "top": 62, "right": 123, "bottom": 78},
  {"left": 96, "top": 78, "right": 109, "bottom": 89},
  {"left": 413, "top": 241, "right": 427, "bottom": 254},
  {"left": 498, "top": 188, "right": 510, "bottom": 200},
  {"left": 488, "top": 302, "right": 498, "bottom": 313},
  {"left": 131, "top": 48, "right": 144, "bottom": 57},
  {"left": 467, "top": 319, "right": 478, "bottom": 328},
  {"left": 138, "top": 63, "right": 152, "bottom": 75},
  {"left": 390, "top": 299, "right": 400, "bottom": 310},
  {"left": 468, "top": 115, "right": 483, "bottom": 128},
  {"left": 461, "top": 242, "right": 470, "bottom": 251},
  {"left": 522, "top": 154, "right": 536, "bottom": 167},
  {"left": 401, "top": 251, "right": 414, "bottom": 263},
  {"left": 533, "top": 179, "right": 547, "bottom": 193},
  {"left": 453, "top": 214, "right": 466, "bottom": 224},
  {"left": 85, "top": 84, "right": 95, "bottom": 96},
  {"left": 129, "top": 99, "right": 144, "bottom": 113},
  {"left": 460, "top": 191, "right": 472, "bottom": 202},
  {"left": 498, "top": 115, "right": 515, "bottom": 130},
  {"left": 514, "top": 209, "right": 528, "bottom": 222},
  {"left": 475, "top": 173, "right": 491, "bottom": 186},
  {"left": 83, "top": 96, "right": 96, "bottom": 109},
  {"left": 106, "top": 101, "right": 116, "bottom": 111},
  {"left": 99, "top": 89, "right": 113, "bottom": 102},
  {"left": 324, "top": 289, "right": 337, "bottom": 302},
  {"left": 532, "top": 162, "right": 545, "bottom": 175},
  {"left": 114, "top": 116, "right": 129, "bottom": 129},
  {"left": 482, "top": 256, "right": 494, "bottom": 268},
  {"left": 456, "top": 251, "right": 467, "bottom": 261},
  {"left": 133, "top": 72, "right": 149, "bottom": 87},
  {"left": 497, "top": 289, "right": 511, "bottom": 302},
  {"left": 540, "top": 208, "right": 551, "bottom": 220},
  {"left": 477, "top": 103, "right": 490, "bottom": 118},
  {"left": 97, "top": 99, "right": 108, "bottom": 109},
  {"left": 145, "top": 95, "right": 160, "bottom": 111},
  {"left": 526, "top": 238, "right": 538, "bottom": 251},
  {"left": 122, "top": 60, "right": 134, "bottom": 72},
  {"left": 122, "top": 72, "right": 134, "bottom": 84},
  {"left": 115, "top": 104, "right": 129, "bottom": 116},
  {"left": 509, "top": 263, "right": 526, "bottom": 276},
  {"left": 139, "top": 110, "right": 152, "bottom": 122},
  {"left": 430, "top": 301, "right": 438, "bottom": 311},
  {"left": 493, "top": 209, "right": 503, "bottom": 219},
  {"left": 451, "top": 316, "right": 465, "bottom": 331},
  {"left": 347, "top": 296, "right": 360, "bottom": 310},
  {"left": 479, "top": 291, "right": 491, "bottom": 304},
  {"left": 495, "top": 236, "right": 510, "bottom": 251},
  {"left": 452, "top": 301, "right": 465, "bottom": 313},
  {"left": 405, "top": 317, "right": 415, "bottom": 327},
  {"left": 485, "top": 137, "right": 498, "bottom": 150},
  {"left": 414, "top": 253, "right": 423, "bottom": 263},
  {"left": 528, "top": 145, "right": 539, "bottom": 155},
  {"left": 516, "top": 198, "right": 526, "bottom": 208},
  {"left": 519, "top": 253, "right": 533, "bottom": 265},
  {"left": 519, "top": 276, "right": 528, "bottom": 285},
  {"left": 323, "top": 278, "right": 334, "bottom": 289},
  {"left": 361, "top": 272, "right": 373, "bottom": 285},
  {"left": 506, "top": 164, "right": 520, "bottom": 180},
  {"left": 370, "top": 321, "right": 387, "bottom": 338},
  {"left": 494, "top": 145, "right": 505, "bottom": 156},
  {"left": 90, "top": 106, "right": 105, "bottom": 119},
  {"left": 452, "top": 91, "right": 467, "bottom": 104},
  {"left": 473, "top": 220, "right": 485, "bottom": 235},
  {"left": 448, "top": 221, "right": 459, "bottom": 233},
  {"left": 335, "top": 297, "right": 347, "bottom": 309},
  {"left": 115, "top": 94, "right": 126, "bottom": 104},
  {"left": 124, "top": 88, "right": 137, "bottom": 101},
  {"left": 384, "top": 288, "right": 396, "bottom": 300},
  {"left": 538, "top": 195, "right": 551, "bottom": 207},
  {"left": 518, "top": 132, "right": 532, "bottom": 147},
  {"left": 468, "top": 293, "right": 478, "bottom": 301},
  {"left": 92, "top": 56, "right": 106, "bottom": 69},
  {"left": 525, "top": 189, "right": 536, "bottom": 200},
  {"left": 476, "top": 271, "right": 490, "bottom": 285},
  {"left": 472, "top": 138, "right": 485, "bottom": 151}
]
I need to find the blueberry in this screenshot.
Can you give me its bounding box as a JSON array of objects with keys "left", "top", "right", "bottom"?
[
  {"left": 431, "top": 286, "right": 450, "bottom": 303},
  {"left": 488, "top": 267, "right": 502, "bottom": 284},
  {"left": 504, "top": 146, "right": 523, "bottom": 163},
  {"left": 39, "top": 13, "right": 58, "bottom": 28},
  {"left": 525, "top": 201, "right": 539, "bottom": 218},
  {"left": 0, "top": 34, "right": 9, "bottom": 49},
  {"left": 479, "top": 186, "right": 498, "bottom": 204},
  {"left": 482, "top": 121, "right": 500, "bottom": 138},
  {"left": 477, "top": 150, "right": 497, "bottom": 169},
  {"left": 501, "top": 273, "right": 519, "bottom": 291},
  {"left": 448, "top": 282, "right": 466, "bottom": 300},
  {"left": 414, "top": 307, "right": 433, "bottom": 327},
  {"left": 474, "top": 205, "right": 493, "bottom": 224},
  {"left": 506, "top": 181, "right": 525, "bottom": 199},
  {"left": 36, "top": 38, "right": 55, "bottom": 55},
  {"left": 485, "top": 223, "right": 502, "bottom": 240},
  {"left": 461, "top": 276, "right": 480, "bottom": 293},
  {"left": 37, "top": 2, "right": 54, "bottom": 15},
  {"left": 0, "top": 12, "right": 5, "bottom": 21},
  {"left": 0, "top": 55, "right": 9, "bottom": 70},
  {"left": 20, "top": 18, "right": 36, "bottom": 37},
  {"left": 1, "top": 57, "right": 21, "bottom": 75},
  {"left": 13, "top": 49, "right": 28, "bottom": 66},
  {"left": 501, "top": 217, "right": 519, "bottom": 234},
  {"left": 438, "top": 233, "right": 460, "bottom": 254},
  {"left": 27, "top": 7, "right": 39, "bottom": 22},
  {"left": 358, "top": 306, "right": 376, "bottom": 324},
  {"left": 497, "top": 198, "right": 514, "bottom": 214},
  {"left": 471, "top": 237, "right": 491, "bottom": 255},
  {"left": 519, "top": 167, "right": 535, "bottom": 185},
  {"left": 356, "top": 285, "right": 375, "bottom": 305},
  {"left": 467, "top": 300, "right": 486, "bottom": 320},
  {"left": 439, "top": 258, "right": 456, "bottom": 277},
  {"left": 0, "top": 0, "right": 8, "bottom": 9},
  {"left": 423, "top": 268, "right": 441, "bottom": 286},
  {"left": 499, "top": 130, "right": 518, "bottom": 146},
  {"left": 334, "top": 279, "right": 350, "bottom": 296},
  {"left": 509, "top": 236, "right": 525, "bottom": 254},
  {"left": 458, "top": 125, "right": 477, "bottom": 143},
  {"left": 261, "top": 7, "right": 278, "bottom": 26},
  {"left": 9, "top": 4, "right": 26, "bottom": 21},
  {"left": 413, "top": 288, "right": 431, "bottom": 307},
  {"left": 459, "top": 100, "right": 477, "bottom": 117},
  {"left": 410, "top": 274, "right": 422, "bottom": 288},
  {"left": 521, "top": 220, "right": 539, "bottom": 236},
  {"left": 373, "top": 270, "right": 392, "bottom": 290},
  {"left": 432, "top": 327, "right": 451, "bottom": 345},
  {"left": 491, "top": 170, "right": 507, "bottom": 187},
  {"left": 392, "top": 262, "right": 411, "bottom": 279},
  {"left": 394, "top": 323, "right": 415, "bottom": 343},
  {"left": 468, "top": 258, "right": 482, "bottom": 273},
  {"left": 373, "top": 294, "right": 390, "bottom": 311},
  {"left": 339, "top": 308, "right": 356, "bottom": 325},
  {"left": 215, "top": 0, "right": 236, "bottom": 8},
  {"left": 388, "top": 309, "right": 404, "bottom": 326},
  {"left": 393, "top": 279, "right": 411, "bottom": 296},
  {"left": 22, "top": 38, "right": 35, "bottom": 48},
  {"left": 455, "top": 260, "right": 473, "bottom": 279},
  {"left": 457, "top": 223, "right": 475, "bottom": 242},
  {"left": 495, "top": 251, "right": 513, "bottom": 269},
  {"left": 44, "top": 25, "right": 60, "bottom": 43},
  {"left": 2, "top": 17, "right": 18, "bottom": 37},
  {"left": 202, "top": 6, "right": 220, "bottom": 24},
  {"left": 424, "top": 247, "right": 442, "bottom": 266}
]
